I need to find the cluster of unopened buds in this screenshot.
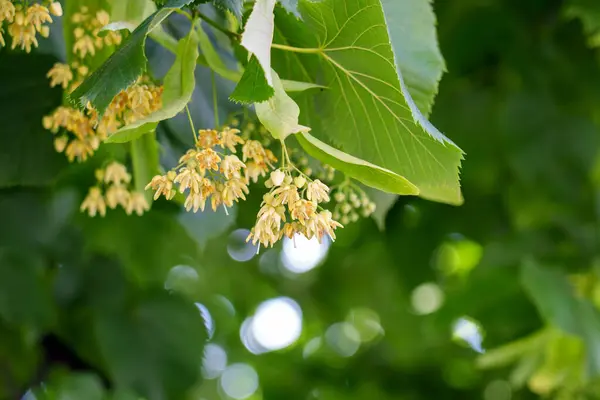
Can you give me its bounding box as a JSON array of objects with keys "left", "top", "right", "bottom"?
[
  {"left": 246, "top": 167, "right": 343, "bottom": 249},
  {"left": 146, "top": 127, "right": 277, "bottom": 213},
  {"left": 70, "top": 6, "right": 121, "bottom": 59},
  {"left": 332, "top": 184, "right": 376, "bottom": 225},
  {"left": 0, "top": 0, "right": 62, "bottom": 52},
  {"left": 80, "top": 161, "right": 149, "bottom": 217}
]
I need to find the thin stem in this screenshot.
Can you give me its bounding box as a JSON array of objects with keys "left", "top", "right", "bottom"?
[
  {"left": 185, "top": 105, "right": 197, "bottom": 144},
  {"left": 271, "top": 43, "right": 322, "bottom": 54},
  {"left": 172, "top": 8, "right": 193, "bottom": 21},
  {"left": 211, "top": 70, "right": 220, "bottom": 129},
  {"left": 197, "top": 11, "right": 240, "bottom": 39}
]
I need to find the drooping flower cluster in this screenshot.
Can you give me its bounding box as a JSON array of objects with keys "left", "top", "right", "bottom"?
[
  {"left": 42, "top": 6, "right": 160, "bottom": 163},
  {"left": 70, "top": 6, "right": 121, "bottom": 59},
  {"left": 146, "top": 127, "right": 276, "bottom": 213},
  {"left": 246, "top": 169, "right": 343, "bottom": 248},
  {"left": 332, "top": 184, "right": 376, "bottom": 225},
  {"left": 80, "top": 161, "right": 150, "bottom": 217},
  {"left": 43, "top": 79, "right": 163, "bottom": 162},
  {"left": 0, "top": 0, "right": 62, "bottom": 52}
]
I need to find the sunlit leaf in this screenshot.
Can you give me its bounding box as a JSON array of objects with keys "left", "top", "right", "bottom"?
[{"left": 381, "top": 0, "right": 446, "bottom": 116}]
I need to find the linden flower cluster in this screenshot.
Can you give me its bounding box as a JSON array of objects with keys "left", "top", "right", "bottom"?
[
  {"left": 332, "top": 185, "right": 376, "bottom": 225},
  {"left": 42, "top": 6, "right": 154, "bottom": 163},
  {"left": 146, "top": 127, "right": 277, "bottom": 213},
  {"left": 246, "top": 169, "right": 343, "bottom": 249},
  {"left": 0, "top": 0, "right": 62, "bottom": 52},
  {"left": 81, "top": 161, "right": 150, "bottom": 217},
  {"left": 43, "top": 80, "right": 163, "bottom": 162}
]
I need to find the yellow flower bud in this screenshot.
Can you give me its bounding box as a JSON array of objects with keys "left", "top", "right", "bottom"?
[{"left": 49, "top": 2, "right": 63, "bottom": 17}]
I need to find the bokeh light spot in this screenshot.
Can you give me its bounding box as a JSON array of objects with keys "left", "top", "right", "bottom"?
[
  {"left": 281, "top": 234, "right": 330, "bottom": 273},
  {"left": 220, "top": 363, "right": 259, "bottom": 400},
  {"left": 251, "top": 297, "right": 302, "bottom": 351},
  {"left": 411, "top": 282, "right": 444, "bottom": 315},
  {"left": 325, "top": 322, "right": 361, "bottom": 357},
  {"left": 453, "top": 317, "right": 485, "bottom": 353},
  {"left": 228, "top": 229, "right": 258, "bottom": 262},
  {"left": 202, "top": 343, "right": 227, "bottom": 379},
  {"left": 346, "top": 308, "right": 384, "bottom": 342},
  {"left": 303, "top": 337, "right": 322, "bottom": 359},
  {"left": 164, "top": 265, "right": 199, "bottom": 296},
  {"left": 195, "top": 303, "right": 215, "bottom": 339},
  {"left": 435, "top": 237, "right": 483, "bottom": 277}
]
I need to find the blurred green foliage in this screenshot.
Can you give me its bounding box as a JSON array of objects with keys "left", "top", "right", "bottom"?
[{"left": 3, "top": 0, "right": 600, "bottom": 399}]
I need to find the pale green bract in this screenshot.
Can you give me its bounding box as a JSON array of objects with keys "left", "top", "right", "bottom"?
[
  {"left": 296, "top": 132, "right": 419, "bottom": 196},
  {"left": 104, "top": 23, "right": 200, "bottom": 144},
  {"left": 255, "top": 71, "right": 310, "bottom": 139},
  {"left": 293, "top": 0, "right": 464, "bottom": 205},
  {"left": 241, "top": 0, "right": 277, "bottom": 87}
]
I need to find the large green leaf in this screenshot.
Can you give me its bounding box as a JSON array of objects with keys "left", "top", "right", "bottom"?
[
  {"left": 105, "top": 22, "right": 200, "bottom": 143},
  {"left": 213, "top": 0, "right": 244, "bottom": 20},
  {"left": 0, "top": 54, "right": 65, "bottom": 188},
  {"left": 81, "top": 210, "right": 199, "bottom": 286},
  {"left": 381, "top": 0, "right": 445, "bottom": 117},
  {"left": 95, "top": 291, "right": 206, "bottom": 399},
  {"left": 70, "top": 0, "right": 195, "bottom": 118},
  {"left": 521, "top": 260, "right": 600, "bottom": 375},
  {"left": 275, "top": 0, "right": 463, "bottom": 204},
  {"left": 0, "top": 249, "right": 55, "bottom": 330}
]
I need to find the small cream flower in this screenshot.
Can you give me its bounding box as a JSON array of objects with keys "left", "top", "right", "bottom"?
[
  {"left": 306, "top": 179, "right": 330, "bottom": 203},
  {"left": 294, "top": 176, "right": 306, "bottom": 188},
  {"left": 0, "top": 0, "right": 15, "bottom": 23},
  {"left": 245, "top": 161, "right": 269, "bottom": 183},
  {"left": 145, "top": 172, "right": 176, "bottom": 200},
  {"left": 126, "top": 192, "right": 150, "bottom": 216},
  {"left": 222, "top": 178, "right": 249, "bottom": 207},
  {"left": 220, "top": 155, "right": 245, "bottom": 179},
  {"left": 290, "top": 199, "right": 317, "bottom": 224},
  {"left": 105, "top": 185, "right": 130, "bottom": 209},
  {"left": 26, "top": 4, "right": 52, "bottom": 31},
  {"left": 104, "top": 162, "right": 131, "bottom": 185},
  {"left": 198, "top": 129, "right": 220, "bottom": 148},
  {"left": 242, "top": 140, "right": 267, "bottom": 162},
  {"left": 197, "top": 148, "right": 221, "bottom": 171},
  {"left": 80, "top": 187, "right": 106, "bottom": 217},
  {"left": 54, "top": 136, "right": 68, "bottom": 153},
  {"left": 73, "top": 35, "right": 95, "bottom": 58},
  {"left": 174, "top": 166, "right": 203, "bottom": 193},
  {"left": 184, "top": 191, "right": 207, "bottom": 213},
  {"left": 270, "top": 170, "right": 285, "bottom": 187},
  {"left": 306, "top": 210, "right": 343, "bottom": 242},
  {"left": 65, "top": 138, "right": 93, "bottom": 162},
  {"left": 47, "top": 63, "right": 73, "bottom": 89},
  {"left": 272, "top": 183, "right": 300, "bottom": 208},
  {"left": 49, "top": 2, "right": 63, "bottom": 17},
  {"left": 219, "top": 127, "right": 244, "bottom": 152}
]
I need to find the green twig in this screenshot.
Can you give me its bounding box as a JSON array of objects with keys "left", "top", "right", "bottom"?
[
  {"left": 185, "top": 105, "right": 197, "bottom": 144},
  {"left": 211, "top": 70, "right": 220, "bottom": 129},
  {"left": 197, "top": 11, "right": 241, "bottom": 39}
]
